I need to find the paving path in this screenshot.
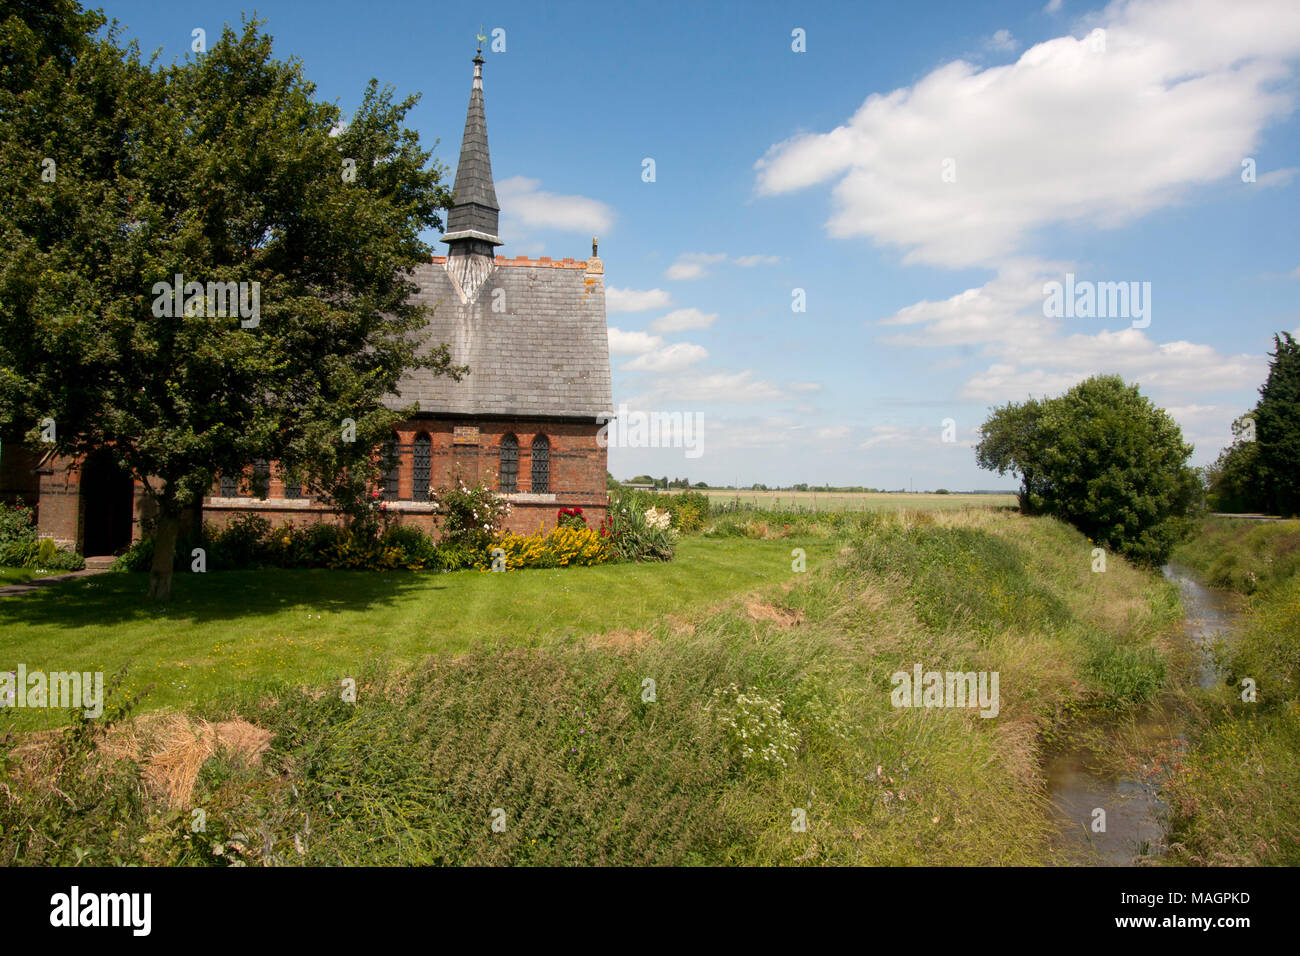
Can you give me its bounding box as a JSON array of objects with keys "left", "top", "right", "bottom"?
[{"left": 0, "top": 568, "right": 108, "bottom": 598}]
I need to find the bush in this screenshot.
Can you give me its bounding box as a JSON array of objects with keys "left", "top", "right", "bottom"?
[
  {"left": 383, "top": 523, "right": 440, "bottom": 569},
  {"left": 112, "top": 516, "right": 506, "bottom": 574},
  {"left": 556, "top": 507, "right": 587, "bottom": 530},
  {"left": 601, "top": 501, "right": 675, "bottom": 562},
  {"left": 481, "top": 526, "right": 611, "bottom": 570},
  {"left": 433, "top": 478, "right": 509, "bottom": 552},
  {"left": 0, "top": 501, "right": 37, "bottom": 547},
  {"left": 211, "top": 514, "right": 274, "bottom": 569},
  {"left": 976, "top": 375, "right": 1197, "bottom": 566},
  {"left": 608, "top": 487, "right": 708, "bottom": 533},
  {"left": 0, "top": 530, "right": 84, "bottom": 572}
]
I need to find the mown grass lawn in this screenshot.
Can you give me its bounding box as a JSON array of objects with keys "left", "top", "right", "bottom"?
[
  {"left": 0, "top": 536, "right": 836, "bottom": 728},
  {"left": 0, "top": 567, "right": 43, "bottom": 586}
]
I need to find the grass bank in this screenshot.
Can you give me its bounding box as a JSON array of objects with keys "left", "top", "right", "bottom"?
[
  {"left": 1171, "top": 516, "right": 1300, "bottom": 594},
  {"left": 0, "top": 536, "right": 838, "bottom": 730},
  {"left": 2, "top": 510, "right": 1179, "bottom": 865},
  {"left": 1162, "top": 517, "right": 1300, "bottom": 865}
]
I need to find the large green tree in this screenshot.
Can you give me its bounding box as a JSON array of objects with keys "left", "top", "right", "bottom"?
[
  {"left": 1254, "top": 332, "right": 1300, "bottom": 516},
  {"left": 1201, "top": 332, "right": 1300, "bottom": 516},
  {"left": 0, "top": 8, "right": 462, "bottom": 599},
  {"left": 976, "top": 375, "right": 1197, "bottom": 566},
  {"left": 1202, "top": 413, "right": 1264, "bottom": 513}
]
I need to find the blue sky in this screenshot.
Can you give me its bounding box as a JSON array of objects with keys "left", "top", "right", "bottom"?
[{"left": 101, "top": 0, "right": 1300, "bottom": 489}]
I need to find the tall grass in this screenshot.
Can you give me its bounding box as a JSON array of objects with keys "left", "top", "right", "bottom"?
[
  {"left": 1171, "top": 517, "right": 1300, "bottom": 594},
  {"left": 2, "top": 509, "right": 1179, "bottom": 865},
  {"left": 1163, "top": 518, "right": 1300, "bottom": 864}
]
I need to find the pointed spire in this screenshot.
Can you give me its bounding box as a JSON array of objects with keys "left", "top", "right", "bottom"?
[{"left": 443, "top": 43, "right": 502, "bottom": 252}]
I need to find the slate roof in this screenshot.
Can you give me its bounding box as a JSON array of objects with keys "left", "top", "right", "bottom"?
[
  {"left": 385, "top": 49, "right": 612, "bottom": 422},
  {"left": 386, "top": 256, "right": 613, "bottom": 421}
]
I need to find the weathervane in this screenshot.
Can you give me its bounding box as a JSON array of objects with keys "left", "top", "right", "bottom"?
[{"left": 476, "top": 27, "right": 487, "bottom": 52}]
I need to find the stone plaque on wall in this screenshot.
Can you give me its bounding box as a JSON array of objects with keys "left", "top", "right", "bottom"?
[{"left": 452, "top": 425, "right": 480, "bottom": 445}]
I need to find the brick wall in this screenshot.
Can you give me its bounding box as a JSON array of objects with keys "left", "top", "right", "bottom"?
[
  {"left": 0, "top": 443, "right": 41, "bottom": 510},
  {"left": 202, "top": 417, "right": 608, "bottom": 537},
  {"left": 33, "top": 453, "right": 149, "bottom": 554},
  {"left": 34, "top": 455, "right": 80, "bottom": 550},
  {"left": 25, "top": 418, "right": 608, "bottom": 552}
]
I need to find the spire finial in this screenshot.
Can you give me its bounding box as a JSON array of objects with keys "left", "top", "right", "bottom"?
[{"left": 592, "top": 236, "right": 599, "bottom": 257}]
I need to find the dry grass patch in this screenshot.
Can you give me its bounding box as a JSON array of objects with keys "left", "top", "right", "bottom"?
[
  {"left": 589, "top": 628, "right": 655, "bottom": 651},
  {"left": 99, "top": 713, "right": 272, "bottom": 809},
  {"left": 744, "top": 600, "right": 805, "bottom": 628}
]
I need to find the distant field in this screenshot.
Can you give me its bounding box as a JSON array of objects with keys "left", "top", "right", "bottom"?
[{"left": 672, "top": 489, "right": 1019, "bottom": 512}]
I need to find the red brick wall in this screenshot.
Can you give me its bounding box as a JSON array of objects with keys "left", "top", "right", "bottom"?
[
  {"left": 33, "top": 453, "right": 150, "bottom": 554},
  {"left": 202, "top": 418, "right": 609, "bottom": 537},
  {"left": 0, "top": 443, "right": 41, "bottom": 510},
  {"left": 34, "top": 455, "right": 80, "bottom": 551},
  {"left": 27, "top": 419, "right": 608, "bottom": 552}
]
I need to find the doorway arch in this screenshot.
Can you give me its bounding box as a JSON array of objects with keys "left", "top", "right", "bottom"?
[{"left": 81, "top": 450, "right": 135, "bottom": 556}]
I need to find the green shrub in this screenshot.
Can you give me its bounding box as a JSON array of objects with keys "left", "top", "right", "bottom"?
[
  {"left": 602, "top": 499, "right": 675, "bottom": 561},
  {"left": 0, "top": 539, "right": 37, "bottom": 567},
  {"left": 113, "top": 517, "right": 479, "bottom": 574},
  {"left": 608, "top": 488, "right": 708, "bottom": 533},
  {"left": 433, "top": 477, "right": 509, "bottom": 552},
  {"left": 0, "top": 535, "right": 84, "bottom": 571},
  {"left": 211, "top": 514, "right": 275, "bottom": 569},
  {"left": 383, "top": 523, "right": 440, "bottom": 568},
  {"left": 0, "top": 501, "right": 37, "bottom": 547}
]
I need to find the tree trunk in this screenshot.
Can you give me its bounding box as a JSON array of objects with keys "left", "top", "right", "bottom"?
[{"left": 148, "top": 511, "right": 180, "bottom": 602}]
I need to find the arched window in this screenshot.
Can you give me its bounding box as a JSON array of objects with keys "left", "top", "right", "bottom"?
[
  {"left": 381, "top": 436, "right": 401, "bottom": 501},
  {"left": 252, "top": 459, "right": 271, "bottom": 500},
  {"left": 499, "top": 434, "right": 518, "bottom": 493},
  {"left": 413, "top": 432, "right": 432, "bottom": 502},
  {"left": 531, "top": 434, "right": 550, "bottom": 494},
  {"left": 282, "top": 463, "right": 303, "bottom": 500}
]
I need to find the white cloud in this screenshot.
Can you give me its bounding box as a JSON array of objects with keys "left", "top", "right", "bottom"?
[
  {"left": 607, "top": 287, "right": 673, "bottom": 312},
  {"left": 755, "top": 0, "right": 1300, "bottom": 267},
  {"left": 628, "top": 370, "right": 787, "bottom": 404},
  {"left": 860, "top": 425, "right": 925, "bottom": 450},
  {"left": 665, "top": 252, "right": 780, "bottom": 280},
  {"left": 608, "top": 327, "right": 664, "bottom": 355},
  {"left": 1257, "top": 166, "right": 1300, "bottom": 188},
  {"left": 1044, "top": 0, "right": 1064, "bottom": 13},
  {"left": 790, "top": 382, "right": 823, "bottom": 392},
  {"left": 665, "top": 253, "right": 728, "bottom": 280},
  {"left": 877, "top": 263, "right": 1269, "bottom": 404},
  {"left": 496, "top": 176, "right": 614, "bottom": 233},
  {"left": 985, "top": 29, "right": 1018, "bottom": 53},
  {"left": 623, "top": 343, "right": 709, "bottom": 372},
  {"left": 815, "top": 424, "right": 851, "bottom": 440},
  {"left": 649, "top": 308, "right": 718, "bottom": 333}
]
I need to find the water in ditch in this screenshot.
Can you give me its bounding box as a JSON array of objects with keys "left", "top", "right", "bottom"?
[{"left": 1043, "top": 562, "right": 1244, "bottom": 866}]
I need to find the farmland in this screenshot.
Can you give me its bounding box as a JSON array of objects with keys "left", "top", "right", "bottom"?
[{"left": 674, "top": 489, "right": 1018, "bottom": 513}]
